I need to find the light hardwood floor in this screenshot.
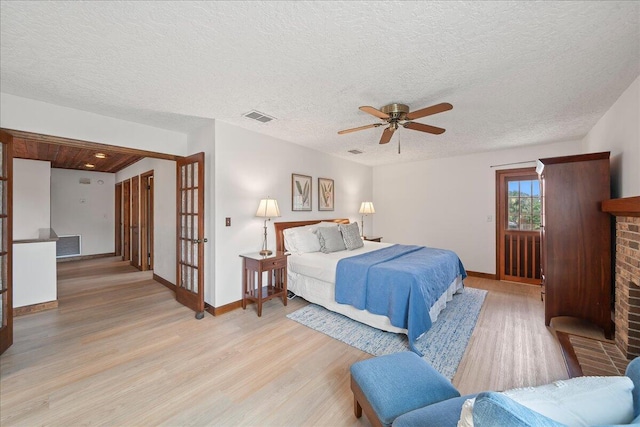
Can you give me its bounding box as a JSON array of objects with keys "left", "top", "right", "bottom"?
[{"left": 0, "top": 257, "right": 568, "bottom": 426}]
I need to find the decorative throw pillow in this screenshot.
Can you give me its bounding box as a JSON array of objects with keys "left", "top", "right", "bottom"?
[
  {"left": 316, "top": 226, "right": 346, "bottom": 253},
  {"left": 461, "top": 376, "right": 635, "bottom": 427},
  {"left": 501, "top": 376, "right": 634, "bottom": 426},
  {"left": 472, "top": 393, "right": 565, "bottom": 427},
  {"left": 339, "top": 222, "right": 363, "bottom": 250}
]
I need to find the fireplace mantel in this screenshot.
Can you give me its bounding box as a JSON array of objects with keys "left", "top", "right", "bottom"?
[{"left": 602, "top": 196, "right": 640, "bottom": 217}]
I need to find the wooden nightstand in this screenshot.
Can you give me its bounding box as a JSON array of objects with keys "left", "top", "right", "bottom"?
[
  {"left": 363, "top": 236, "right": 382, "bottom": 242},
  {"left": 240, "top": 251, "right": 288, "bottom": 317}
]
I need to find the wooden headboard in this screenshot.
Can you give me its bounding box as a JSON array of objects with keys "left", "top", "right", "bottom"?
[{"left": 274, "top": 219, "right": 350, "bottom": 253}]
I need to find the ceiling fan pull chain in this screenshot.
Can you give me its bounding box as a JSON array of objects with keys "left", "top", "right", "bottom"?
[{"left": 398, "top": 133, "right": 401, "bottom": 154}]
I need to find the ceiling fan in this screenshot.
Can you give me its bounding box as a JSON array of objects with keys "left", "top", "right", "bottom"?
[{"left": 338, "top": 102, "right": 453, "bottom": 145}]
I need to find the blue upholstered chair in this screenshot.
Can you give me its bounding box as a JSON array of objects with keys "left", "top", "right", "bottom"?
[{"left": 349, "top": 351, "right": 640, "bottom": 427}]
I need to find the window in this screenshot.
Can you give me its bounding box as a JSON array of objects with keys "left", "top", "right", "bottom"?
[{"left": 507, "top": 179, "right": 541, "bottom": 231}]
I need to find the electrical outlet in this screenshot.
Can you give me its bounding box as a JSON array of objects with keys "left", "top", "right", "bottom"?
[{"left": 225, "top": 217, "right": 231, "bottom": 226}]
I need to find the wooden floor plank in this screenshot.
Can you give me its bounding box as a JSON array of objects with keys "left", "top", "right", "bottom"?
[{"left": 1, "top": 257, "right": 569, "bottom": 426}]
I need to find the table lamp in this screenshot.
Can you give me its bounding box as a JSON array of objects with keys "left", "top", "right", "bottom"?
[
  {"left": 256, "top": 198, "right": 281, "bottom": 255},
  {"left": 359, "top": 201, "right": 375, "bottom": 238}
]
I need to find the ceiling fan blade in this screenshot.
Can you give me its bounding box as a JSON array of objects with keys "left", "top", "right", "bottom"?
[
  {"left": 405, "top": 102, "right": 453, "bottom": 120},
  {"left": 379, "top": 127, "right": 395, "bottom": 144},
  {"left": 403, "top": 121, "right": 446, "bottom": 135},
  {"left": 337, "top": 123, "right": 382, "bottom": 135},
  {"left": 360, "top": 106, "right": 390, "bottom": 119}
]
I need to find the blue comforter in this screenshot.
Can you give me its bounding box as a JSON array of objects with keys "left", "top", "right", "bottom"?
[{"left": 335, "top": 244, "right": 467, "bottom": 355}]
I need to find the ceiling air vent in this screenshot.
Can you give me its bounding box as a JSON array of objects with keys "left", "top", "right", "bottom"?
[
  {"left": 243, "top": 110, "right": 276, "bottom": 123},
  {"left": 348, "top": 149, "right": 363, "bottom": 155}
]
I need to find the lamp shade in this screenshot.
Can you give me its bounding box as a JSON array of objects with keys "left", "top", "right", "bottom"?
[
  {"left": 256, "top": 198, "right": 281, "bottom": 218},
  {"left": 359, "top": 202, "right": 375, "bottom": 214}
]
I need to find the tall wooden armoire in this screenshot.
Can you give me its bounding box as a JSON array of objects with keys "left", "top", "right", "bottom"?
[{"left": 537, "top": 152, "right": 613, "bottom": 338}]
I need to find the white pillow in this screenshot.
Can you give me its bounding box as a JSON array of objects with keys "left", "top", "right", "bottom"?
[
  {"left": 292, "top": 230, "right": 321, "bottom": 253},
  {"left": 283, "top": 228, "right": 298, "bottom": 252},
  {"left": 459, "top": 376, "right": 635, "bottom": 427},
  {"left": 283, "top": 222, "right": 338, "bottom": 253}
]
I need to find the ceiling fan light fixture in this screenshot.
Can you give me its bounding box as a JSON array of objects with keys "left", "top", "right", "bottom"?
[
  {"left": 338, "top": 101, "right": 452, "bottom": 142},
  {"left": 380, "top": 103, "right": 410, "bottom": 118}
]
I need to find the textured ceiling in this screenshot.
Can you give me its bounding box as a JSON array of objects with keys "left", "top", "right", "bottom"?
[{"left": 1, "top": 1, "right": 638, "bottom": 166}]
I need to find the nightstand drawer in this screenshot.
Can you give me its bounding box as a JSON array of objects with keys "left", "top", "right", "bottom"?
[{"left": 263, "top": 258, "right": 287, "bottom": 269}]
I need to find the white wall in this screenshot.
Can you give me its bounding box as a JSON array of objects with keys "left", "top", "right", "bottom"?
[
  {"left": 582, "top": 76, "right": 640, "bottom": 198},
  {"left": 116, "top": 158, "right": 177, "bottom": 283},
  {"left": 13, "top": 158, "right": 56, "bottom": 307},
  {"left": 1, "top": 93, "right": 188, "bottom": 156},
  {"left": 50, "top": 169, "right": 115, "bottom": 255},
  {"left": 212, "top": 121, "right": 373, "bottom": 307},
  {"left": 373, "top": 140, "right": 582, "bottom": 275},
  {"left": 13, "top": 159, "right": 50, "bottom": 240},
  {"left": 13, "top": 241, "right": 57, "bottom": 307}
]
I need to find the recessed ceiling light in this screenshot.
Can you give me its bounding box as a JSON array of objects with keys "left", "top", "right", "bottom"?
[
  {"left": 84, "top": 163, "right": 95, "bottom": 168},
  {"left": 94, "top": 153, "right": 107, "bottom": 159}
]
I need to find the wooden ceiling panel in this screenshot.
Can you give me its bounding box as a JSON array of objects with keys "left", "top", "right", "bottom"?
[
  {"left": 3, "top": 129, "right": 179, "bottom": 173},
  {"left": 12, "top": 139, "right": 143, "bottom": 172}
]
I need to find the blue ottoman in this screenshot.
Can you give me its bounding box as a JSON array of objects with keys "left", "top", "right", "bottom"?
[{"left": 350, "top": 351, "right": 461, "bottom": 427}]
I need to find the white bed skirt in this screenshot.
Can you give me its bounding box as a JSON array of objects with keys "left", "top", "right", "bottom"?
[{"left": 287, "top": 271, "right": 465, "bottom": 334}]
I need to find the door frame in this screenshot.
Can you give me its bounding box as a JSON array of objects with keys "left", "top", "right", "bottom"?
[
  {"left": 131, "top": 176, "right": 140, "bottom": 269},
  {"left": 0, "top": 130, "right": 13, "bottom": 355},
  {"left": 140, "top": 170, "right": 154, "bottom": 271},
  {"left": 123, "top": 180, "right": 131, "bottom": 261},
  {"left": 115, "top": 182, "right": 122, "bottom": 258}
]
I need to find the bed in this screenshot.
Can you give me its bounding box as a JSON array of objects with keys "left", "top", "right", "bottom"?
[{"left": 275, "top": 219, "right": 466, "bottom": 353}]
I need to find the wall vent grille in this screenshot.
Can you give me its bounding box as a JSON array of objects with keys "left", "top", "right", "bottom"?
[
  {"left": 57, "top": 235, "right": 81, "bottom": 258},
  {"left": 242, "top": 110, "right": 276, "bottom": 123}
]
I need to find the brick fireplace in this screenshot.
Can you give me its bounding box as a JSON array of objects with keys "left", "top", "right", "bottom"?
[{"left": 603, "top": 197, "right": 640, "bottom": 359}]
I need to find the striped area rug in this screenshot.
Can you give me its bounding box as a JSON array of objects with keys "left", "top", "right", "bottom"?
[{"left": 287, "top": 287, "right": 487, "bottom": 379}]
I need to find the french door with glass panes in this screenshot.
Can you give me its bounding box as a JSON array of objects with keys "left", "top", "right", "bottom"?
[
  {"left": 0, "top": 130, "right": 13, "bottom": 355},
  {"left": 176, "top": 153, "right": 206, "bottom": 319}
]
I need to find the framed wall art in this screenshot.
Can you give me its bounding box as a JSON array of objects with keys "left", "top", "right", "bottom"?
[
  {"left": 318, "top": 177, "right": 334, "bottom": 211},
  {"left": 291, "top": 173, "right": 312, "bottom": 211}
]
